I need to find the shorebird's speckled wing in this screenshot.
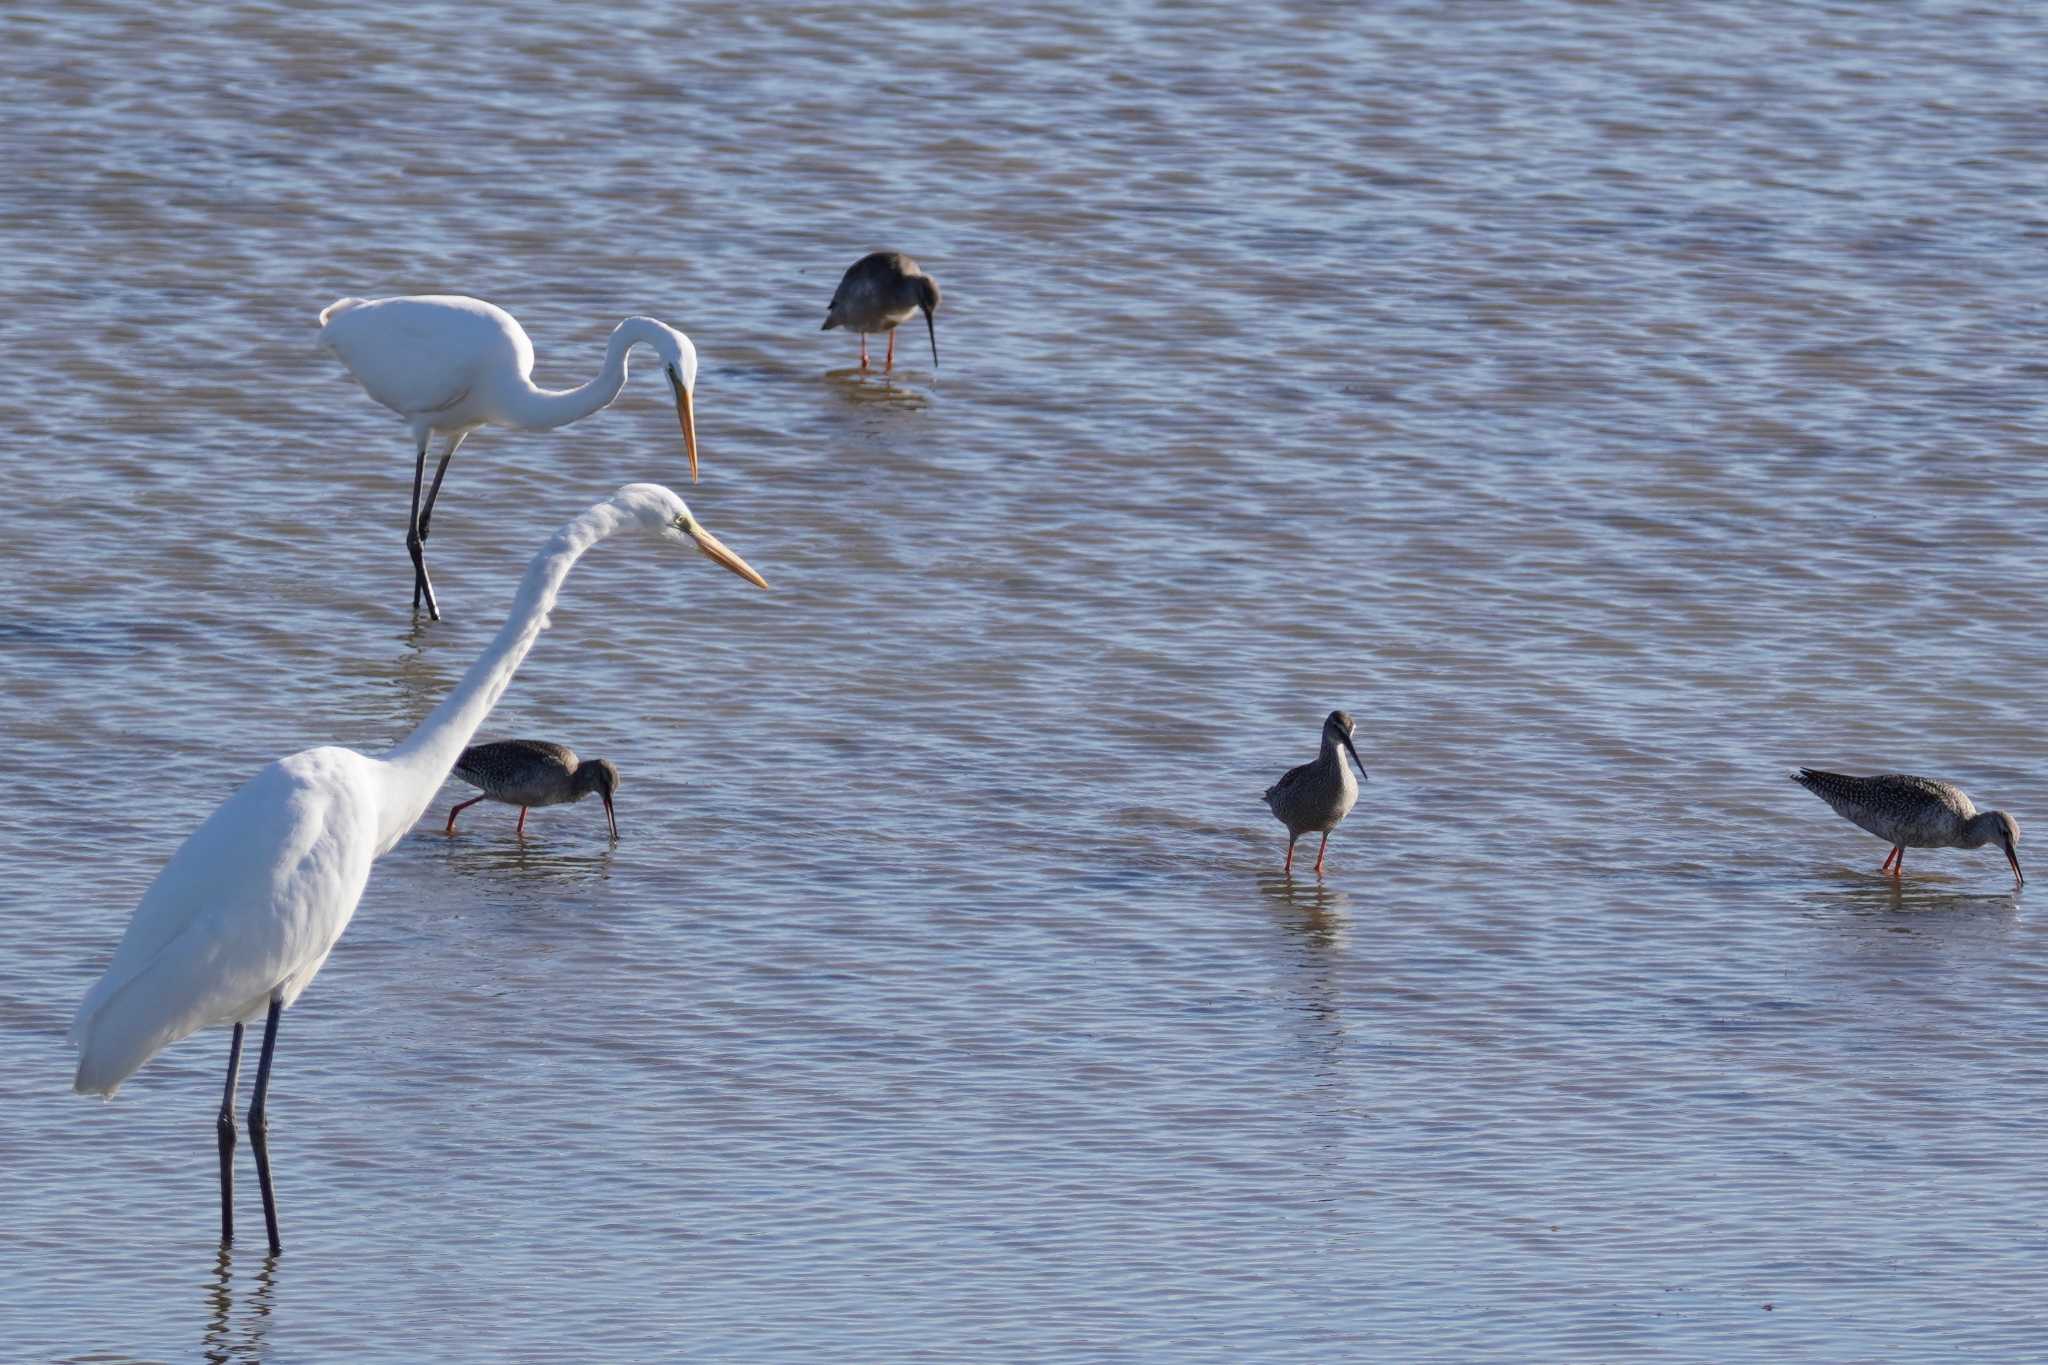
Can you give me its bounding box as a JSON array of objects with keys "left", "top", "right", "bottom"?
[
  {"left": 1791, "top": 768, "right": 1974, "bottom": 842},
  {"left": 1263, "top": 759, "right": 1320, "bottom": 807},
  {"left": 455, "top": 739, "right": 578, "bottom": 793}
]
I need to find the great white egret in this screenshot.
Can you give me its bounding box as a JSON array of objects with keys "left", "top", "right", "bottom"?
[
  {"left": 319, "top": 295, "right": 706, "bottom": 620},
  {"left": 445, "top": 739, "right": 621, "bottom": 840},
  {"left": 70, "top": 484, "right": 767, "bottom": 1252},
  {"left": 821, "top": 252, "right": 940, "bottom": 372}
]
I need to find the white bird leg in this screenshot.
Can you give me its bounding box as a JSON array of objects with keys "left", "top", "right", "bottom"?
[
  {"left": 407, "top": 439, "right": 440, "bottom": 621},
  {"left": 216, "top": 1022, "right": 245, "bottom": 1245},
  {"left": 246, "top": 997, "right": 284, "bottom": 1254}
]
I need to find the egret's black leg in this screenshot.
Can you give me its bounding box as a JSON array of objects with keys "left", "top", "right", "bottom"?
[
  {"left": 408, "top": 439, "right": 440, "bottom": 621},
  {"left": 217, "top": 1022, "right": 245, "bottom": 1245},
  {"left": 246, "top": 997, "right": 284, "bottom": 1254},
  {"left": 416, "top": 432, "right": 465, "bottom": 544}
]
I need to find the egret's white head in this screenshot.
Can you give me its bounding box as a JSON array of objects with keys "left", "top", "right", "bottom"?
[
  {"left": 649, "top": 322, "right": 698, "bottom": 396},
  {"left": 616, "top": 317, "right": 702, "bottom": 485},
  {"left": 656, "top": 327, "right": 702, "bottom": 487},
  {"left": 612, "top": 483, "right": 768, "bottom": 589}
]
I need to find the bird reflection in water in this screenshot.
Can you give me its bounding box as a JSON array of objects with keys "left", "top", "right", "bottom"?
[
  {"left": 389, "top": 619, "right": 460, "bottom": 733},
  {"left": 825, "top": 367, "right": 932, "bottom": 411},
  {"left": 1261, "top": 870, "right": 1353, "bottom": 951},
  {"left": 1807, "top": 873, "right": 2021, "bottom": 921},
  {"left": 203, "top": 1244, "right": 277, "bottom": 1365},
  {"left": 443, "top": 837, "right": 618, "bottom": 887}
]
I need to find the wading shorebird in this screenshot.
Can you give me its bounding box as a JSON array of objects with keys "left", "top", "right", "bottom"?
[
  {"left": 1263, "top": 711, "right": 1368, "bottom": 875},
  {"left": 319, "top": 295, "right": 705, "bottom": 620},
  {"left": 446, "top": 740, "right": 621, "bottom": 840},
  {"left": 69, "top": 486, "right": 766, "bottom": 1253},
  {"left": 821, "top": 251, "right": 940, "bottom": 371},
  {"left": 1790, "top": 768, "right": 2023, "bottom": 885}
]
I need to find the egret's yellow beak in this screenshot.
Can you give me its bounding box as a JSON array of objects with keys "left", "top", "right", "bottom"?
[
  {"left": 668, "top": 367, "right": 699, "bottom": 484},
  {"left": 683, "top": 517, "right": 767, "bottom": 589}
]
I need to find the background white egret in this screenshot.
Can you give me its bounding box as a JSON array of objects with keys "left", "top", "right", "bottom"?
[
  {"left": 69, "top": 484, "right": 767, "bottom": 1252},
  {"left": 319, "top": 296, "right": 706, "bottom": 620}
]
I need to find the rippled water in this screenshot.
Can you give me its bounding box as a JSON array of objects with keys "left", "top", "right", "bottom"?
[{"left": 6, "top": 2, "right": 2048, "bottom": 1360}]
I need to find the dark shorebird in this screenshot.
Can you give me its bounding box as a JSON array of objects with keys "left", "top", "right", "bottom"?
[
  {"left": 821, "top": 251, "right": 940, "bottom": 371},
  {"left": 446, "top": 740, "right": 622, "bottom": 840},
  {"left": 1791, "top": 768, "right": 2023, "bottom": 885},
  {"left": 1263, "top": 712, "right": 1368, "bottom": 875}
]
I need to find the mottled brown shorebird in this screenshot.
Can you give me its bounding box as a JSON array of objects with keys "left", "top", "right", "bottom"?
[
  {"left": 1263, "top": 711, "right": 1368, "bottom": 875},
  {"left": 821, "top": 251, "right": 940, "bottom": 371},
  {"left": 446, "top": 740, "right": 621, "bottom": 840},
  {"left": 1791, "top": 768, "right": 2022, "bottom": 885}
]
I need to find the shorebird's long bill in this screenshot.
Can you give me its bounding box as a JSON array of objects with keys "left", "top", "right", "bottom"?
[
  {"left": 2006, "top": 841, "right": 2024, "bottom": 887},
  {"left": 686, "top": 521, "right": 769, "bottom": 589},
  {"left": 922, "top": 305, "right": 939, "bottom": 368},
  {"left": 602, "top": 790, "right": 619, "bottom": 842},
  {"left": 668, "top": 367, "right": 699, "bottom": 484},
  {"left": 1339, "top": 732, "right": 1368, "bottom": 781}
]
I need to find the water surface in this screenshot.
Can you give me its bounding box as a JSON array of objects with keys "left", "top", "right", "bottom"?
[{"left": 4, "top": 2, "right": 2048, "bottom": 1360}]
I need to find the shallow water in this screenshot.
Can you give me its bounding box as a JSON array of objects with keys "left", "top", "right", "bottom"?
[{"left": 5, "top": 2, "right": 2048, "bottom": 1360}]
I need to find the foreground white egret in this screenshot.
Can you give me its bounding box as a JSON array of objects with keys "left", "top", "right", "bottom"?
[
  {"left": 320, "top": 295, "right": 705, "bottom": 619},
  {"left": 70, "top": 484, "right": 767, "bottom": 1251}
]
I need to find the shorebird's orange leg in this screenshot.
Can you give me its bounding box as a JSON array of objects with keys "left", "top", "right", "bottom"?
[
  {"left": 885, "top": 329, "right": 896, "bottom": 372},
  {"left": 445, "top": 795, "right": 486, "bottom": 833},
  {"left": 517, "top": 807, "right": 529, "bottom": 835},
  {"left": 1314, "top": 832, "right": 1332, "bottom": 874},
  {"left": 859, "top": 334, "right": 869, "bottom": 369},
  {"left": 1881, "top": 845, "right": 1903, "bottom": 876},
  {"left": 1283, "top": 837, "right": 1297, "bottom": 875}
]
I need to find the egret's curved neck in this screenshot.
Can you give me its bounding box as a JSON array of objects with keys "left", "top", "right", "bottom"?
[
  {"left": 497, "top": 318, "right": 675, "bottom": 431},
  {"left": 374, "top": 502, "right": 633, "bottom": 846}
]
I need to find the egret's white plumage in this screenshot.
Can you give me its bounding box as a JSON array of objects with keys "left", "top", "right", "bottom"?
[
  {"left": 69, "top": 483, "right": 768, "bottom": 1247},
  {"left": 70, "top": 748, "right": 380, "bottom": 1096},
  {"left": 318, "top": 295, "right": 706, "bottom": 619}
]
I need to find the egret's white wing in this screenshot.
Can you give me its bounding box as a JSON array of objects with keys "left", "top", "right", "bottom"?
[
  {"left": 318, "top": 295, "right": 533, "bottom": 422},
  {"left": 72, "top": 747, "right": 380, "bottom": 1096}
]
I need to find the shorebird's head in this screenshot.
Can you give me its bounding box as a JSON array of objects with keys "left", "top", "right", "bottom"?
[
  {"left": 914, "top": 274, "right": 940, "bottom": 367},
  {"left": 1995, "top": 811, "right": 2022, "bottom": 886},
  {"left": 574, "top": 758, "right": 622, "bottom": 841},
  {"left": 614, "top": 484, "right": 769, "bottom": 590},
  {"left": 1322, "top": 711, "right": 1367, "bottom": 780},
  {"left": 1968, "top": 809, "right": 2023, "bottom": 885}
]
